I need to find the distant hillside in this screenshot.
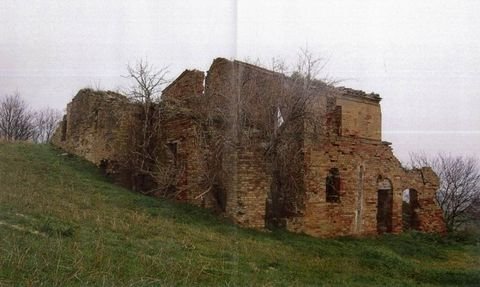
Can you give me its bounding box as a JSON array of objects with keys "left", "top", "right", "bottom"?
[{"left": 0, "top": 143, "right": 479, "bottom": 286}]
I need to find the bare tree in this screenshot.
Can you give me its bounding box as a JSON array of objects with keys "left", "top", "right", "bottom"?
[
  {"left": 124, "top": 59, "right": 170, "bottom": 191},
  {"left": 0, "top": 93, "right": 35, "bottom": 141},
  {"left": 125, "top": 59, "right": 169, "bottom": 104},
  {"left": 121, "top": 51, "right": 333, "bottom": 205},
  {"left": 32, "top": 108, "right": 62, "bottom": 143},
  {"left": 265, "top": 49, "right": 332, "bottom": 221},
  {"left": 243, "top": 48, "right": 335, "bottom": 146},
  {"left": 183, "top": 48, "right": 334, "bottom": 213},
  {"left": 410, "top": 153, "right": 480, "bottom": 231}
]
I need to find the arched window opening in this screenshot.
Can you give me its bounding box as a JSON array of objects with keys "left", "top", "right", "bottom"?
[{"left": 326, "top": 168, "right": 341, "bottom": 203}]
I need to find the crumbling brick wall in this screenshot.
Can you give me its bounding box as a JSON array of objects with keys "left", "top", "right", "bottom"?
[
  {"left": 160, "top": 69, "right": 211, "bottom": 206},
  {"left": 403, "top": 167, "right": 446, "bottom": 233},
  {"left": 334, "top": 87, "right": 382, "bottom": 140},
  {"left": 51, "top": 89, "right": 140, "bottom": 186},
  {"left": 52, "top": 58, "right": 446, "bottom": 237},
  {"left": 286, "top": 88, "right": 446, "bottom": 237},
  {"left": 203, "top": 58, "right": 275, "bottom": 228}
]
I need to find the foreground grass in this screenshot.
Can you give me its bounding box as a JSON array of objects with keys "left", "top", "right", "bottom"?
[{"left": 0, "top": 143, "right": 479, "bottom": 286}]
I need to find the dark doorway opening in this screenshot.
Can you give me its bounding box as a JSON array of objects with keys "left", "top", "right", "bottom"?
[
  {"left": 377, "top": 178, "right": 393, "bottom": 234},
  {"left": 326, "top": 167, "right": 341, "bottom": 203},
  {"left": 402, "top": 188, "right": 420, "bottom": 231}
]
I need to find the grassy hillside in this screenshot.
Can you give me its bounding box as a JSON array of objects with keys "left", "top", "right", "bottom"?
[{"left": 0, "top": 143, "right": 479, "bottom": 286}]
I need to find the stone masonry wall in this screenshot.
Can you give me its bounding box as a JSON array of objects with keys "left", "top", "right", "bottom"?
[
  {"left": 222, "top": 146, "right": 271, "bottom": 228},
  {"left": 52, "top": 58, "right": 446, "bottom": 237},
  {"left": 51, "top": 89, "right": 139, "bottom": 184},
  {"left": 204, "top": 58, "right": 274, "bottom": 228},
  {"left": 299, "top": 137, "right": 405, "bottom": 236},
  {"left": 335, "top": 88, "right": 382, "bottom": 140},
  {"left": 404, "top": 168, "right": 447, "bottom": 233},
  {"left": 292, "top": 88, "right": 446, "bottom": 237},
  {"left": 161, "top": 70, "right": 209, "bottom": 205}
]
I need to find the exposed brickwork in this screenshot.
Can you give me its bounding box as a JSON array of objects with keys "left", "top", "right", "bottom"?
[
  {"left": 51, "top": 89, "right": 140, "bottom": 185},
  {"left": 335, "top": 88, "right": 382, "bottom": 140},
  {"left": 52, "top": 89, "right": 121, "bottom": 160},
  {"left": 160, "top": 70, "right": 208, "bottom": 205},
  {"left": 298, "top": 137, "right": 445, "bottom": 237},
  {"left": 52, "top": 58, "right": 446, "bottom": 237},
  {"left": 203, "top": 59, "right": 275, "bottom": 227}
]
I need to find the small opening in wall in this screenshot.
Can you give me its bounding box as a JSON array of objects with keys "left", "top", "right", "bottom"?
[
  {"left": 166, "top": 142, "right": 178, "bottom": 165},
  {"left": 61, "top": 115, "right": 67, "bottom": 141},
  {"left": 326, "top": 167, "right": 341, "bottom": 203}
]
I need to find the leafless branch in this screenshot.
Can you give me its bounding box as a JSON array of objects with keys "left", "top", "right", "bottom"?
[
  {"left": 0, "top": 92, "right": 35, "bottom": 141},
  {"left": 410, "top": 152, "right": 480, "bottom": 231},
  {"left": 122, "top": 59, "right": 170, "bottom": 192},
  {"left": 32, "top": 108, "right": 62, "bottom": 143}
]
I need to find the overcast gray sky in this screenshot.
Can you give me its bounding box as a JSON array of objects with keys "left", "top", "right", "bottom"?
[{"left": 1, "top": 0, "right": 479, "bottom": 163}]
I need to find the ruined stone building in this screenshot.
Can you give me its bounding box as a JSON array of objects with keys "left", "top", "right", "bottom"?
[{"left": 52, "top": 58, "right": 446, "bottom": 237}]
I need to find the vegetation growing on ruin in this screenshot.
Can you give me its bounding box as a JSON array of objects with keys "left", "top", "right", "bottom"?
[{"left": 0, "top": 143, "right": 479, "bottom": 286}]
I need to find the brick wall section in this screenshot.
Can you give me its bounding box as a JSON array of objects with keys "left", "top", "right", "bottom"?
[
  {"left": 52, "top": 58, "right": 446, "bottom": 237},
  {"left": 221, "top": 146, "right": 271, "bottom": 228},
  {"left": 299, "top": 137, "right": 405, "bottom": 236},
  {"left": 293, "top": 88, "right": 446, "bottom": 237},
  {"left": 205, "top": 58, "right": 274, "bottom": 228},
  {"left": 51, "top": 89, "right": 138, "bottom": 176},
  {"left": 161, "top": 70, "right": 212, "bottom": 206},
  {"left": 162, "top": 69, "right": 205, "bottom": 100},
  {"left": 335, "top": 89, "right": 382, "bottom": 141},
  {"left": 404, "top": 168, "right": 447, "bottom": 233},
  {"left": 159, "top": 118, "right": 205, "bottom": 203}
]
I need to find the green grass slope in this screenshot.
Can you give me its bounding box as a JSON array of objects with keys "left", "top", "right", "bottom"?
[{"left": 0, "top": 143, "right": 479, "bottom": 286}]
